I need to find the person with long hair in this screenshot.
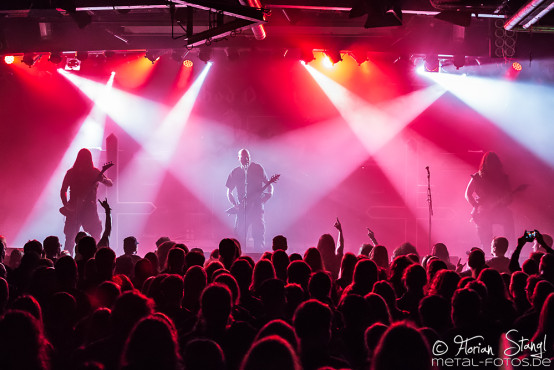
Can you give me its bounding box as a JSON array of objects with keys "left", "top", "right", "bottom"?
[
  {"left": 465, "top": 151, "right": 515, "bottom": 248},
  {"left": 60, "top": 148, "right": 112, "bottom": 255}
]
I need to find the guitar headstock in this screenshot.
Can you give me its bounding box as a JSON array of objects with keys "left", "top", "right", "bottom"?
[
  {"left": 269, "top": 174, "right": 280, "bottom": 183},
  {"left": 101, "top": 162, "right": 114, "bottom": 173}
]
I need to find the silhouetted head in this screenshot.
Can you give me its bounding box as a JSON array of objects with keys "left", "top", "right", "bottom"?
[
  {"left": 250, "top": 259, "right": 276, "bottom": 294},
  {"left": 214, "top": 273, "right": 240, "bottom": 305},
  {"left": 352, "top": 259, "right": 378, "bottom": 293},
  {"left": 372, "top": 281, "right": 398, "bottom": 311},
  {"left": 43, "top": 236, "right": 61, "bottom": 259},
  {"left": 255, "top": 319, "right": 298, "bottom": 352},
  {"left": 77, "top": 236, "right": 97, "bottom": 261},
  {"left": 522, "top": 259, "right": 538, "bottom": 275},
  {"left": 287, "top": 260, "right": 311, "bottom": 290},
  {"left": 123, "top": 236, "right": 139, "bottom": 255},
  {"left": 241, "top": 335, "right": 301, "bottom": 370},
  {"left": 272, "top": 235, "right": 288, "bottom": 252},
  {"left": 452, "top": 288, "right": 481, "bottom": 328},
  {"left": 531, "top": 280, "right": 554, "bottom": 309},
  {"left": 429, "top": 269, "right": 461, "bottom": 301},
  {"left": 73, "top": 148, "right": 94, "bottom": 171},
  {"left": 403, "top": 263, "right": 427, "bottom": 291},
  {"left": 479, "top": 151, "right": 503, "bottom": 177},
  {"left": 338, "top": 253, "right": 357, "bottom": 284},
  {"left": 364, "top": 292, "right": 391, "bottom": 326},
  {"left": 316, "top": 234, "right": 335, "bottom": 259},
  {"left": 293, "top": 299, "right": 332, "bottom": 345},
  {"left": 121, "top": 314, "right": 181, "bottom": 370},
  {"left": 219, "top": 238, "right": 237, "bottom": 269},
  {"left": 272, "top": 250, "right": 290, "bottom": 281},
  {"left": 392, "top": 242, "right": 419, "bottom": 261},
  {"left": 339, "top": 293, "right": 370, "bottom": 329},
  {"left": 24, "top": 239, "right": 43, "bottom": 257},
  {"left": 467, "top": 248, "right": 486, "bottom": 270},
  {"left": 478, "top": 267, "right": 508, "bottom": 301},
  {"left": 308, "top": 271, "right": 332, "bottom": 302},
  {"left": 55, "top": 255, "right": 78, "bottom": 287},
  {"left": 200, "top": 283, "right": 232, "bottom": 327},
  {"left": 359, "top": 243, "right": 373, "bottom": 257},
  {"left": 369, "top": 245, "right": 389, "bottom": 269},
  {"left": 184, "top": 339, "right": 225, "bottom": 370},
  {"left": 0, "top": 310, "right": 50, "bottom": 370},
  {"left": 365, "top": 323, "right": 388, "bottom": 355},
  {"left": 230, "top": 258, "right": 253, "bottom": 293},
  {"left": 303, "top": 247, "right": 324, "bottom": 272},
  {"left": 183, "top": 266, "right": 207, "bottom": 313},
  {"left": 166, "top": 247, "right": 185, "bottom": 274},
  {"left": 157, "top": 241, "right": 176, "bottom": 271},
  {"left": 111, "top": 290, "right": 154, "bottom": 336},
  {"left": 371, "top": 322, "right": 431, "bottom": 370},
  {"left": 431, "top": 243, "right": 450, "bottom": 263},
  {"left": 418, "top": 294, "right": 452, "bottom": 333}
]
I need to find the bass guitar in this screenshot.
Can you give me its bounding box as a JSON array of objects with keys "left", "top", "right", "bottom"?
[
  {"left": 226, "top": 174, "right": 280, "bottom": 215},
  {"left": 471, "top": 184, "right": 527, "bottom": 225}
]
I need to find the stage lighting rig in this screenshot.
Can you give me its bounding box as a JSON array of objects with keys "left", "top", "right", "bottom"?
[
  {"left": 300, "top": 49, "right": 315, "bottom": 65},
  {"left": 65, "top": 58, "right": 81, "bottom": 71},
  {"left": 198, "top": 47, "right": 213, "bottom": 64},
  {"left": 424, "top": 55, "right": 440, "bottom": 72},
  {"left": 22, "top": 53, "right": 40, "bottom": 67},
  {"left": 145, "top": 50, "right": 163, "bottom": 64},
  {"left": 325, "top": 50, "right": 343, "bottom": 65},
  {"left": 49, "top": 52, "right": 63, "bottom": 64}
]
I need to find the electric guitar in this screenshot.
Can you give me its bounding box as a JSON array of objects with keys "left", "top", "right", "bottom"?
[
  {"left": 226, "top": 174, "right": 280, "bottom": 215},
  {"left": 471, "top": 184, "right": 527, "bottom": 225},
  {"left": 60, "top": 162, "right": 114, "bottom": 217}
]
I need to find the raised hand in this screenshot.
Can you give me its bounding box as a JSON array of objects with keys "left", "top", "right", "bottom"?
[
  {"left": 334, "top": 217, "right": 342, "bottom": 231},
  {"left": 456, "top": 258, "right": 466, "bottom": 273},
  {"left": 98, "top": 198, "right": 111, "bottom": 212}
]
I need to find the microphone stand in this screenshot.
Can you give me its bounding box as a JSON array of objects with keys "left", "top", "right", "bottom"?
[
  {"left": 426, "top": 166, "right": 433, "bottom": 254},
  {"left": 243, "top": 165, "right": 248, "bottom": 251}
]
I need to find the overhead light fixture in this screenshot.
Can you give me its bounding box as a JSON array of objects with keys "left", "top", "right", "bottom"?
[
  {"left": 76, "top": 51, "right": 89, "bottom": 61},
  {"left": 145, "top": 50, "right": 162, "bottom": 64},
  {"left": 300, "top": 48, "right": 315, "bottom": 65},
  {"left": 22, "top": 53, "right": 40, "bottom": 67},
  {"left": 183, "top": 60, "right": 194, "bottom": 68},
  {"left": 325, "top": 50, "right": 343, "bottom": 65},
  {"left": 198, "top": 47, "right": 213, "bottom": 64},
  {"left": 4, "top": 55, "right": 15, "bottom": 65},
  {"left": 424, "top": 55, "right": 439, "bottom": 72},
  {"left": 171, "top": 49, "right": 189, "bottom": 63},
  {"left": 349, "top": 50, "right": 368, "bottom": 65},
  {"left": 65, "top": 58, "right": 81, "bottom": 71},
  {"left": 453, "top": 54, "right": 466, "bottom": 70},
  {"left": 49, "top": 52, "right": 63, "bottom": 64}
]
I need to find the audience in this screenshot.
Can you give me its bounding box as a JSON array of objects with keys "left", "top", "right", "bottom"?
[{"left": 1, "top": 223, "right": 553, "bottom": 370}]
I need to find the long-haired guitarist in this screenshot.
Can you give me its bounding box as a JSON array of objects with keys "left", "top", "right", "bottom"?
[
  {"left": 60, "top": 148, "right": 113, "bottom": 255},
  {"left": 226, "top": 149, "right": 274, "bottom": 251},
  {"left": 465, "top": 151, "right": 515, "bottom": 248}
]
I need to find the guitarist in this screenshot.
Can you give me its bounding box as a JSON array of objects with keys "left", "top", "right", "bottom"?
[
  {"left": 465, "top": 151, "right": 514, "bottom": 248},
  {"left": 60, "top": 148, "right": 113, "bottom": 255},
  {"left": 226, "top": 149, "right": 273, "bottom": 251}
]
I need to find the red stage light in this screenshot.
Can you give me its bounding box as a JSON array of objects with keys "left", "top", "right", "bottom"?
[
  {"left": 4, "top": 55, "right": 15, "bottom": 65},
  {"left": 183, "top": 59, "right": 193, "bottom": 68},
  {"left": 512, "top": 62, "right": 522, "bottom": 71}
]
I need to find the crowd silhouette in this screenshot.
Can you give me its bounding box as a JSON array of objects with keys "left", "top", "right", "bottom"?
[{"left": 0, "top": 217, "right": 553, "bottom": 370}]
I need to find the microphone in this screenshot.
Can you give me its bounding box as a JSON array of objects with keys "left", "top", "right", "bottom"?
[{"left": 425, "top": 166, "right": 430, "bottom": 175}]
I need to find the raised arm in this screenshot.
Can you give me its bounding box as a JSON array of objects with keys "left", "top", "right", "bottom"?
[
  {"left": 334, "top": 217, "right": 344, "bottom": 257},
  {"left": 97, "top": 198, "right": 112, "bottom": 248},
  {"left": 367, "top": 228, "right": 379, "bottom": 247},
  {"left": 509, "top": 233, "right": 527, "bottom": 273},
  {"left": 535, "top": 230, "right": 554, "bottom": 255}
]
